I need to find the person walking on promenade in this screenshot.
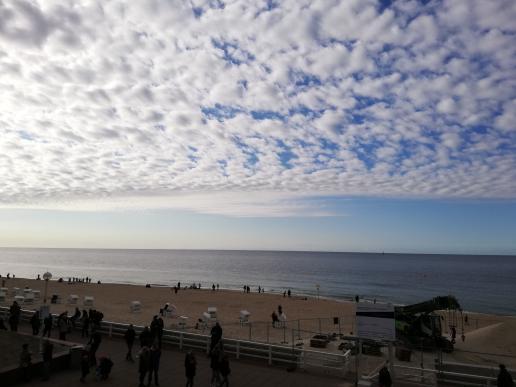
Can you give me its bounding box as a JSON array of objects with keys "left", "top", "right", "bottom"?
[
  {"left": 30, "top": 310, "right": 41, "bottom": 335},
  {"left": 210, "top": 322, "right": 223, "bottom": 352},
  {"left": 124, "top": 324, "right": 136, "bottom": 361},
  {"left": 81, "top": 310, "right": 90, "bottom": 338},
  {"left": 379, "top": 364, "right": 392, "bottom": 387},
  {"left": 42, "top": 313, "right": 53, "bottom": 338},
  {"left": 41, "top": 339, "right": 53, "bottom": 381},
  {"left": 9, "top": 300, "right": 21, "bottom": 331},
  {"left": 184, "top": 351, "right": 197, "bottom": 387},
  {"left": 19, "top": 343, "right": 32, "bottom": 382},
  {"left": 148, "top": 344, "right": 162, "bottom": 386},
  {"left": 498, "top": 364, "right": 514, "bottom": 387},
  {"left": 57, "top": 311, "right": 70, "bottom": 341},
  {"left": 140, "top": 326, "right": 152, "bottom": 348},
  {"left": 89, "top": 331, "right": 102, "bottom": 367},
  {"left": 138, "top": 346, "right": 151, "bottom": 387},
  {"left": 219, "top": 354, "right": 231, "bottom": 387},
  {"left": 79, "top": 349, "right": 90, "bottom": 383},
  {"left": 210, "top": 342, "right": 222, "bottom": 387},
  {"left": 156, "top": 317, "right": 164, "bottom": 348}
]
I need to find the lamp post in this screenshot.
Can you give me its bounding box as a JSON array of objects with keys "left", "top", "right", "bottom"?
[{"left": 43, "top": 271, "right": 52, "bottom": 303}]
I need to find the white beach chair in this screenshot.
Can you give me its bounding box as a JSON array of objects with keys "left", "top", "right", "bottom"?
[
  {"left": 207, "top": 306, "right": 217, "bottom": 320},
  {"left": 162, "top": 304, "right": 177, "bottom": 318},
  {"left": 279, "top": 312, "right": 287, "bottom": 327},
  {"left": 68, "top": 294, "right": 79, "bottom": 304},
  {"left": 239, "top": 310, "right": 250, "bottom": 326},
  {"left": 51, "top": 294, "right": 62, "bottom": 304},
  {"left": 130, "top": 301, "right": 141, "bottom": 313},
  {"left": 0, "top": 287, "right": 9, "bottom": 296},
  {"left": 178, "top": 315, "right": 188, "bottom": 329},
  {"left": 23, "top": 292, "right": 34, "bottom": 304},
  {"left": 32, "top": 290, "right": 41, "bottom": 299},
  {"left": 13, "top": 287, "right": 22, "bottom": 296},
  {"left": 83, "top": 296, "right": 94, "bottom": 307},
  {"left": 0, "top": 291, "right": 6, "bottom": 303},
  {"left": 23, "top": 288, "right": 32, "bottom": 296},
  {"left": 14, "top": 295, "right": 24, "bottom": 304}
]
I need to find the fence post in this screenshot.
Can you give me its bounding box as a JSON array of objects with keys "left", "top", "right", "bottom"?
[
  {"left": 297, "top": 320, "right": 301, "bottom": 340},
  {"left": 282, "top": 325, "right": 287, "bottom": 344},
  {"left": 179, "top": 332, "right": 183, "bottom": 351},
  {"left": 266, "top": 323, "right": 269, "bottom": 343},
  {"left": 268, "top": 344, "right": 272, "bottom": 365},
  {"left": 109, "top": 323, "right": 112, "bottom": 338},
  {"left": 206, "top": 337, "right": 210, "bottom": 355},
  {"left": 236, "top": 341, "right": 240, "bottom": 359}
]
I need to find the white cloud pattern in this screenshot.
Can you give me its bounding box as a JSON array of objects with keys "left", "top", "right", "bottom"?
[{"left": 0, "top": 0, "right": 515, "bottom": 216}]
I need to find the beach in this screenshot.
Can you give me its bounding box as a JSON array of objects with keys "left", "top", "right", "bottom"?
[
  {"left": 1, "top": 277, "right": 515, "bottom": 359},
  {"left": 0, "top": 278, "right": 357, "bottom": 342}
]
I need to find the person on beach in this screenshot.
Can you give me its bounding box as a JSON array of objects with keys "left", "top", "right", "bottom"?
[
  {"left": 148, "top": 344, "right": 162, "bottom": 386},
  {"left": 219, "top": 354, "right": 231, "bottom": 387},
  {"left": 287, "top": 289, "right": 291, "bottom": 297},
  {"left": 138, "top": 346, "right": 151, "bottom": 387},
  {"left": 9, "top": 300, "right": 21, "bottom": 331},
  {"left": 184, "top": 351, "right": 197, "bottom": 387},
  {"left": 379, "top": 364, "right": 392, "bottom": 387},
  {"left": 71, "top": 307, "right": 81, "bottom": 328},
  {"left": 124, "top": 324, "right": 136, "bottom": 361},
  {"left": 19, "top": 343, "right": 32, "bottom": 382},
  {"left": 271, "top": 311, "right": 279, "bottom": 328},
  {"left": 497, "top": 364, "right": 514, "bottom": 387},
  {"left": 42, "top": 313, "right": 53, "bottom": 338},
  {"left": 30, "top": 310, "right": 41, "bottom": 335}
]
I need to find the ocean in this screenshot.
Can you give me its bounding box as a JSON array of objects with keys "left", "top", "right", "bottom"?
[{"left": 0, "top": 248, "right": 514, "bottom": 315}]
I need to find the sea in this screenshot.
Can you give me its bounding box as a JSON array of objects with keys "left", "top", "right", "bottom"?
[{"left": 0, "top": 248, "right": 514, "bottom": 316}]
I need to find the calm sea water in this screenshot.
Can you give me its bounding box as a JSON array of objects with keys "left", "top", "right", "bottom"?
[{"left": 0, "top": 248, "right": 514, "bottom": 315}]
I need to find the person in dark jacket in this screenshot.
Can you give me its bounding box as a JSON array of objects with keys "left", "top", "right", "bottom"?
[
  {"left": 81, "top": 310, "right": 90, "bottom": 338},
  {"left": 184, "top": 351, "right": 196, "bottom": 387},
  {"left": 124, "top": 324, "right": 136, "bottom": 361},
  {"left": 42, "top": 314, "right": 53, "bottom": 338},
  {"left": 30, "top": 310, "right": 41, "bottom": 335},
  {"left": 210, "top": 342, "right": 222, "bottom": 386},
  {"left": 19, "top": 343, "right": 32, "bottom": 381},
  {"left": 138, "top": 346, "right": 151, "bottom": 387},
  {"left": 219, "top": 354, "right": 231, "bottom": 387},
  {"left": 498, "top": 364, "right": 514, "bottom": 387},
  {"left": 89, "top": 331, "right": 102, "bottom": 366},
  {"left": 148, "top": 344, "right": 161, "bottom": 386},
  {"left": 140, "top": 326, "right": 152, "bottom": 348},
  {"left": 210, "top": 322, "right": 223, "bottom": 351},
  {"left": 9, "top": 300, "right": 21, "bottom": 331},
  {"left": 379, "top": 364, "right": 392, "bottom": 387},
  {"left": 79, "top": 349, "right": 90, "bottom": 382},
  {"left": 42, "top": 339, "right": 53, "bottom": 381}
]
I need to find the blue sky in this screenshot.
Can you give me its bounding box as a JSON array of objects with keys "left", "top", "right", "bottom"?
[{"left": 0, "top": 0, "right": 515, "bottom": 254}]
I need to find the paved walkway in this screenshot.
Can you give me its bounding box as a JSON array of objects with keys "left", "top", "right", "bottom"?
[{"left": 13, "top": 322, "right": 352, "bottom": 387}]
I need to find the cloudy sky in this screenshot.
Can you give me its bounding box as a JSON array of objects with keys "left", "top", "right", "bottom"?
[{"left": 0, "top": 0, "right": 515, "bottom": 253}]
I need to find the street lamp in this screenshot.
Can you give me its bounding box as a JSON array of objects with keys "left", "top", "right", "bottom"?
[{"left": 43, "top": 271, "right": 52, "bottom": 303}]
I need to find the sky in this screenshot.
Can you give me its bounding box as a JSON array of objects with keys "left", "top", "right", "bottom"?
[{"left": 0, "top": 0, "right": 515, "bottom": 254}]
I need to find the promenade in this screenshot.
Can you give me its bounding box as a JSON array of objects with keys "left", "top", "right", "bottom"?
[{"left": 10, "top": 321, "right": 353, "bottom": 387}]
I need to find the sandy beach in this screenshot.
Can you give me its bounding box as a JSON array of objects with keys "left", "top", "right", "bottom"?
[
  {"left": 0, "top": 277, "right": 356, "bottom": 341},
  {"left": 1, "top": 277, "right": 515, "bottom": 366}
]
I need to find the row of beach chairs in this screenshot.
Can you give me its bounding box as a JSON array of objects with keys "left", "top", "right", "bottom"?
[{"left": 0, "top": 287, "right": 95, "bottom": 307}]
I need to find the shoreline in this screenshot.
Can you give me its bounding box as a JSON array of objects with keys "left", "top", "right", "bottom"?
[{"left": 2, "top": 276, "right": 515, "bottom": 317}]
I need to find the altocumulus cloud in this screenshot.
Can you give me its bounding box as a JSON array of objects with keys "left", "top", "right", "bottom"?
[{"left": 0, "top": 0, "right": 515, "bottom": 216}]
